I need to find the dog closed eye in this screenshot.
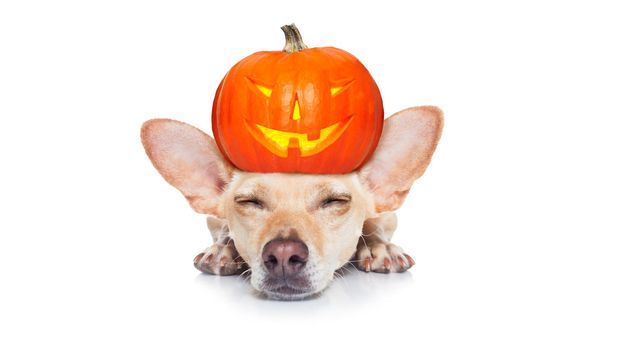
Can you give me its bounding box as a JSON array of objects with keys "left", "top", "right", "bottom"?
[
  {"left": 320, "top": 194, "right": 351, "bottom": 208},
  {"left": 234, "top": 196, "right": 265, "bottom": 209}
]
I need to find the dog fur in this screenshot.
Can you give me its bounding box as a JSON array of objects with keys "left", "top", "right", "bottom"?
[{"left": 141, "top": 106, "right": 443, "bottom": 300}]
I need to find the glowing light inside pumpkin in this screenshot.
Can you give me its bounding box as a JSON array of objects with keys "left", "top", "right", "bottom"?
[
  {"left": 330, "top": 86, "right": 343, "bottom": 96},
  {"left": 330, "top": 80, "right": 354, "bottom": 96},
  {"left": 292, "top": 100, "right": 301, "bottom": 121},
  {"left": 255, "top": 84, "right": 272, "bottom": 97},
  {"left": 245, "top": 116, "right": 353, "bottom": 158},
  {"left": 239, "top": 75, "right": 366, "bottom": 159}
]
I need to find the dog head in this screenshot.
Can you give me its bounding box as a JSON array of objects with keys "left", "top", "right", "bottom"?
[{"left": 141, "top": 106, "right": 443, "bottom": 299}]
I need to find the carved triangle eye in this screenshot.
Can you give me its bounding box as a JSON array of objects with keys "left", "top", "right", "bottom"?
[
  {"left": 255, "top": 83, "right": 272, "bottom": 97},
  {"left": 330, "top": 80, "right": 354, "bottom": 96}
]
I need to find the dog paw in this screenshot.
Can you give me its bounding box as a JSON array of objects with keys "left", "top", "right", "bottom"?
[
  {"left": 354, "top": 241, "right": 415, "bottom": 273},
  {"left": 193, "top": 241, "right": 247, "bottom": 276}
]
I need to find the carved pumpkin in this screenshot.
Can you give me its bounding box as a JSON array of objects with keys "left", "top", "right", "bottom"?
[{"left": 212, "top": 24, "right": 383, "bottom": 174}]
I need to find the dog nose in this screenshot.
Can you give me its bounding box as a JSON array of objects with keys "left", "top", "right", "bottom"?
[{"left": 262, "top": 238, "right": 309, "bottom": 276}]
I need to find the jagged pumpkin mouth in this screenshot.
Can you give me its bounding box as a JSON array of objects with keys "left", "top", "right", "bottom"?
[{"left": 244, "top": 116, "right": 353, "bottom": 157}]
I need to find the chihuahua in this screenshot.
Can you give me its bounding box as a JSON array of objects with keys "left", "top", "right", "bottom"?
[{"left": 141, "top": 106, "right": 443, "bottom": 300}]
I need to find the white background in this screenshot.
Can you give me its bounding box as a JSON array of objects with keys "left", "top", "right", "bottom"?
[{"left": 1, "top": 0, "right": 620, "bottom": 349}]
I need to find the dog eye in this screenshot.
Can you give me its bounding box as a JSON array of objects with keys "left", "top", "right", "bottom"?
[
  {"left": 235, "top": 197, "right": 265, "bottom": 209},
  {"left": 321, "top": 196, "right": 351, "bottom": 208}
]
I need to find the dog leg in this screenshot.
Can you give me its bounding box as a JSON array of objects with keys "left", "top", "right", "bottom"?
[
  {"left": 354, "top": 212, "right": 415, "bottom": 273},
  {"left": 193, "top": 217, "right": 248, "bottom": 275}
]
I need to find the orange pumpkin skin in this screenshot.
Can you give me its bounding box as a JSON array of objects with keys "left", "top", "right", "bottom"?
[{"left": 212, "top": 27, "right": 383, "bottom": 174}]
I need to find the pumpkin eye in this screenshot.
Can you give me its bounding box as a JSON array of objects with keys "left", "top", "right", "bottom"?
[
  {"left": 255, "top": 83, "right": 272, "bottom": 97},
  {"left": 330, "top": 86, "right": 344, "bottom": 96},
  {"left": 330, "top": 80, "right": 354, "bottom": 96}
]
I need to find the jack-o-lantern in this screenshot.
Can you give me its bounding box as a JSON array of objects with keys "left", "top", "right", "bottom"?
[{"left": 212, "top": 24, "right": 383, "bottom": 174}]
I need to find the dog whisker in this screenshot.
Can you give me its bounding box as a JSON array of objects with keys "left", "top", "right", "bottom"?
[{"left": 359, "top": 234, "right": 370, "bottom": 251}]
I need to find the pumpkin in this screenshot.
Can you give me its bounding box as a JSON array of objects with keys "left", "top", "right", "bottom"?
[{"left": 212, "top": 24, "right": 383, "bottom": 174}]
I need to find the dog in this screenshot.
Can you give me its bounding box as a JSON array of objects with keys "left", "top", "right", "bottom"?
[{"left": 141, "top": 106, "right": 443, "bottom": 300}]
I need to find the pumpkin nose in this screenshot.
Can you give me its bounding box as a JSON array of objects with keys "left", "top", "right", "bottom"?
[{"left": 292, "top": 98, "right": 301, "bottom": 121}]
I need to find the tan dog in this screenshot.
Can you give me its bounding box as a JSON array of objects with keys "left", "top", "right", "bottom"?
[{"left": 141, "top": 106, "right": 443, "bottom": 300}]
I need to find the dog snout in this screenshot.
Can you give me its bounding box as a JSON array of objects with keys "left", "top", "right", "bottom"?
[{"left": 262, "top": 238, "right": 309, "bottom": 276}]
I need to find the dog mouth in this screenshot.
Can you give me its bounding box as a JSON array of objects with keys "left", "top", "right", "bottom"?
[
  {"left": 244, "top": 116, "right": 353, "bottom": 158},
  {"left": 263, "top": 285, "right": 316, "bottom": 300},
  {"left": 261, "top": 279, "right": 316, "bottom": 300}
]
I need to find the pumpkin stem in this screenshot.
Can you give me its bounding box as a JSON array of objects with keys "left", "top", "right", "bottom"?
[{"left": 281, "top": 23, "right": 308, "bottom": 53}]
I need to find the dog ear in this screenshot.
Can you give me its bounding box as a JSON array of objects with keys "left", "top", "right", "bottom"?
[
  {"left": 358, "top": 106, "right": 443, "bottom": 213},
  {"left": 141, "top": 119, "right": 233, "bottom": 217}
]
